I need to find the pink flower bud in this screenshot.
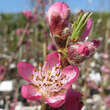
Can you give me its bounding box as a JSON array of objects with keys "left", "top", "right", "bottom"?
[
  {"left": 81, "top": 18, "right": 93, "bottom": 41},
  {"left": 23, "top": 10, "right": 38, "bottom": 22},
  {"left": 0, "top": 66, "right": 6, "bottom": 81},
  {"left": 46, "top": 2, "right": 70, "bottom": 36},
  {"left": 68, "top": 41, "right": 99, "bottom": 64},
  {"left": 23, "top": 10, "right": 31, "bottom": 20}
]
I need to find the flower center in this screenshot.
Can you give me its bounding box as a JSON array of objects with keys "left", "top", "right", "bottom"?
[{"left": 31, "top": 66, "right": 66, "bottom": 97}]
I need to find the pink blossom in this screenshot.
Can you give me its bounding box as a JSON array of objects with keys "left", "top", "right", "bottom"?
[
  {"left": 23, "top": 10, "right": 31, "bottom": 20},
  {"left": 46, "top": 2, "right": 70, "bottom": 36},
  {"left": 101, "top": 65, "right": 110, "bottom": 73},
  {"left": 81, "top": 18, "right": 93, "bottom": 41},
  {"left": 0, "top": 66, "right": 6, "bottom": 81},
  {"left": 68, "top": 41, "right": 99, "bottom": 64},
  {"left": 102, "top": 53, "right": 109, "bottom": 59},
  {"left": 23, "top": 10, "right": 37, "bottom": 22},
  {"left": 17, "top": 51, "right": 79, "bottom": 108},
  {"left": 10, "top": 99, "right": 18, "bottom": 110},
  {"left": 16, "top": 28, "right": 31, "bottom": 36},
  {"left": 16, "top": 28, "right": 23, "bottom": 36},
  {"left": 64, "top": 90, "right": 83, "bottom": 110},
  {"left": 105, "top": 97, "right": 110, "bottom": 107}
]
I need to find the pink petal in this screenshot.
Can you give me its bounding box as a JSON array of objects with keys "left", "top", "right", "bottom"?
[
  {"left": 91, "top": 40, "right": 100, "bottom": 48},
  {"left": 102, "top": 53, "right": 109, "bottom": 59},
  {"left": 101, "top": 65, "right": 110, "bottom": 73},
  {"left": 81, "top": 18, "right": 92, "bottom": 41},
  {"left": 21, "top": 84, "right": 42, "bottom": 100},
  {"left": 45, "top": 94, "right": 65, "bottom": 108},
  {"left": 65, "top": 90, "right": 83, "bottom": 110},
  {"left": 61, "top": 65, "right": 79, "bottom": 89},
  {"left": 43, "top": 51, "right": 60, "bottom": 70},
  {"left": 17, "top": 62, "right": 35, "bottom": 82}
]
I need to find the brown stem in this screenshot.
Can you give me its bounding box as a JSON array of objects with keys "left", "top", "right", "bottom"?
[
  {"left": 41, "top": 103, "right": 47, "bottom": 110},
  {"left": 8, "top": 23, "right": 30, "bottom": 65},
  {"left": 104, "top": 19, "right": 110, "bottom": 54}
]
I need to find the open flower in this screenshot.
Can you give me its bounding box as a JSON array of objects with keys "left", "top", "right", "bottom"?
[
  {"left": 68, "top": 41, "right": 100, "bottom": 64},
  {"left": 17, "top": 51, "right": 79, "bottom": 108},
  {"left": 64, "top": 90, "right": 83, "bottom": 110}
]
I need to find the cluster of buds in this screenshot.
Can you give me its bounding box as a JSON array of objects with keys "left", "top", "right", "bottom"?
[{"left": 46, "top": 2, "right": 100, "bottom": 64}]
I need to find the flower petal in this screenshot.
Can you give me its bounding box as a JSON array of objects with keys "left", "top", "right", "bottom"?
[
  {"left": 43, "top": 51, "right": 60, "bottom": 70},
  {"left": 91, "top": 40, "right": 100, "bottom": 48},
  {"left": 45, "top": 94, "right": 65, "bottom": 108},
  {"left": 65, "top": 90, "right": 83, "bottom": 110},
  {"left": 17, "top": 62, "right": 35, "bottom": 82},
  {"left": 81, "top": 18, "right": 92, "bottom": 41},
  {"left": 21, "top": 84, "right": 42, "bottom": 100},
  {"left": 61, "top": 65, "right": 79, "bottom": 89}
]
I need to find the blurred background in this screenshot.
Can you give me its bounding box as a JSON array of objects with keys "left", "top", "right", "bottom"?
[{"left": 0, "top": 0, "right": 110, "bottom": 110}]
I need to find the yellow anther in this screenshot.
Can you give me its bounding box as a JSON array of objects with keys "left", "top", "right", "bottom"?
[
  {"left": 59, "top": 82, "right": 62, "bottom": 86},
  {"left": 30, "top": 75, "right": 34, "bottom": 80},
  {"left": 56, "top": 72, "right": 60, "bottom": 76},
  {"left": 36, "top": 76, "right": 39, "bottom": 81}
]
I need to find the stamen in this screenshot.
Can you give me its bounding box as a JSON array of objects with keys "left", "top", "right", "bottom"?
[{"left": 30, "top": 74, "right": 34, "bottom": 80}]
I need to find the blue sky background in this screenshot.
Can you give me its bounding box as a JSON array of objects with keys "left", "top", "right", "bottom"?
[{"left": 0, "top": 0, "right": 110, "bottom": 13}]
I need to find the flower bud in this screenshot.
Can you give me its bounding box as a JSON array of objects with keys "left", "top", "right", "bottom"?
[
  {"left": 81, "top": 18, "right": 93, "bottom": 41},
  {"left": 67, "top": 41, "right": 99, "bottom": 64},
  {"left": 23, "top": 10, "right": 38, "bottom": 22},
  {"left": 46, "top": 2, "right": 70, "bottom": 36},
  {"left": 0, "top": 66, "right": 6, "bottom": 81}
]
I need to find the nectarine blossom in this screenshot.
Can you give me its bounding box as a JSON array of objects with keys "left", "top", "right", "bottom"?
[{"left": 17, "top": 51, "right": 79, "bottom": 108}]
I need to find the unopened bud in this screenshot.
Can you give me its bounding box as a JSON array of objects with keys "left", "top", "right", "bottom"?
[
  {"left": 46, "top": 2, "right": 70, "bottom": 36},
  {"left": 67, "top": 41, "right": 99, "bottom": 64},
  {"left": 81, "top": 18, "right": 93, "bottom": 41}
]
